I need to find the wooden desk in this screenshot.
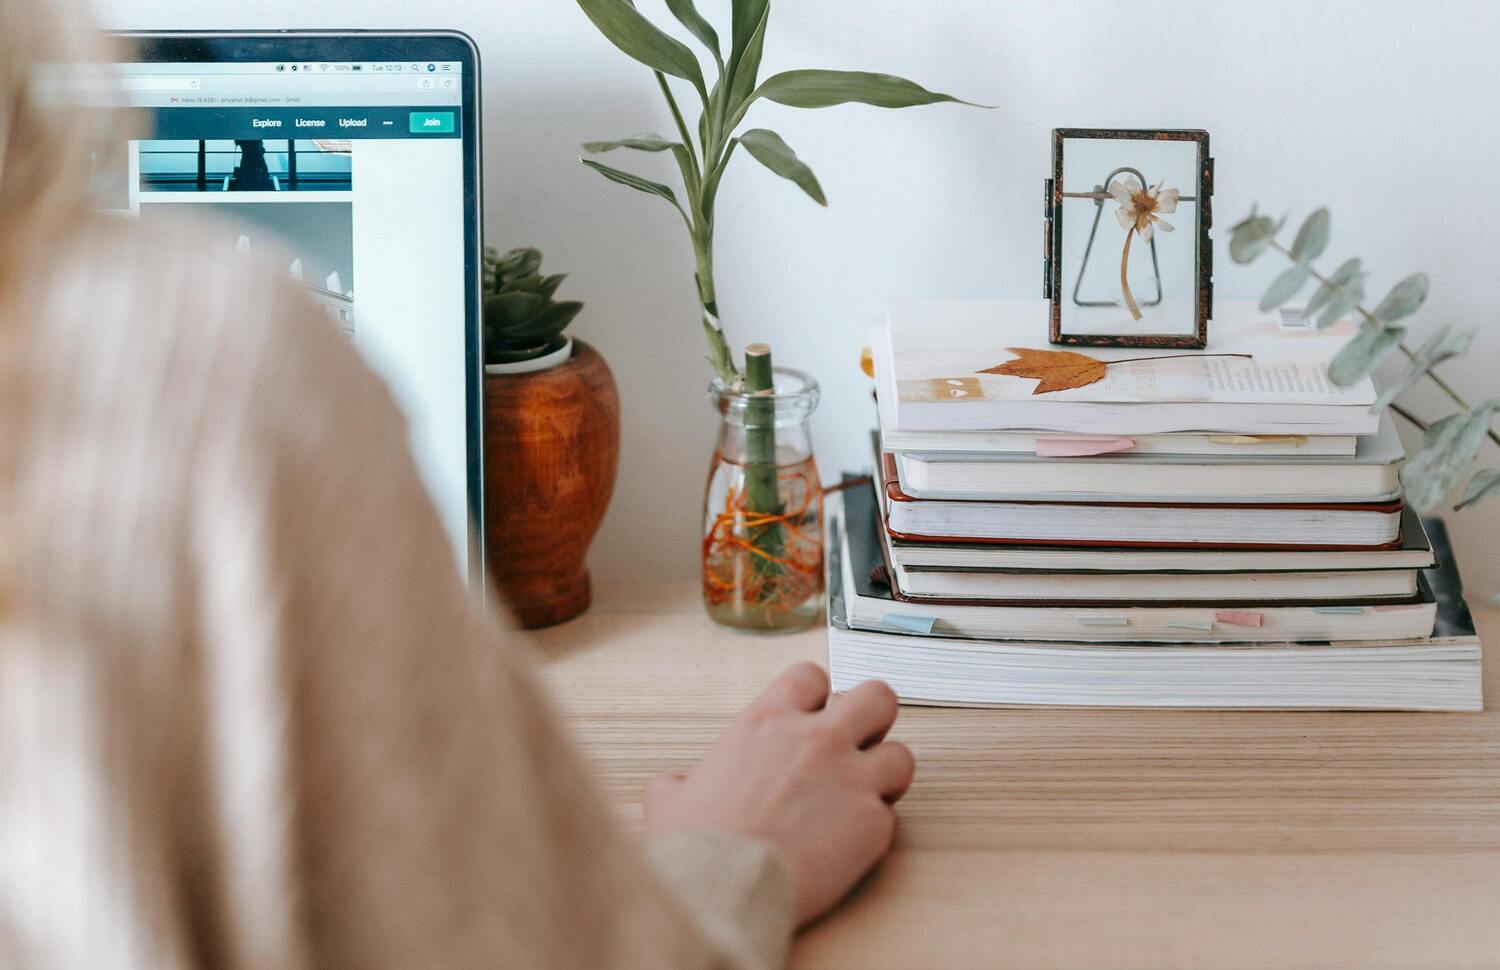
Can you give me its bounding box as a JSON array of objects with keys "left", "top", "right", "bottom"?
[{"left": 536, "top": 583, "right": 1500, "bottom": 969}]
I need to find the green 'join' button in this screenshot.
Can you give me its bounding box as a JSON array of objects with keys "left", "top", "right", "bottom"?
[{"left": 409, "top": 111, "right": 456, "bottom": 134}]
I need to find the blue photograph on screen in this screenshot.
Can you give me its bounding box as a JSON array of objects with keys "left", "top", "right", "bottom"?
[{"left": 139, "top": 139, "right": 352, "bottom": 192}]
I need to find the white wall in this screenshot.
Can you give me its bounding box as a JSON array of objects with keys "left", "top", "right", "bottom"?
[{"left": 98, "top": 0, "right": 1500, "bottom": 594}]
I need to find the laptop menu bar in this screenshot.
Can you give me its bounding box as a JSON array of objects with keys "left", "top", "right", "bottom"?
[{"left": 147, "top": 105, "right": 461, "bottom": 140}]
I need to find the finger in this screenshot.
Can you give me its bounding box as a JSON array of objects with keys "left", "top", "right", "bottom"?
[
  {"left": 756, "top": 662, "right": 830, "bottom": 713},
  {"left": 830, "top": 680, "right": 900, "bottom": 748},
  {"left": 864, "top": 741, "right": 916, "bottom": 803}
]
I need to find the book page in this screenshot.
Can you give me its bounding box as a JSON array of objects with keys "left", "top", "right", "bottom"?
[{"left": 890, "top": 300, "right": 1376, "bottom": 407}]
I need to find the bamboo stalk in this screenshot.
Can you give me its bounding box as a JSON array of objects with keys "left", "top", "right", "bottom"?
[{"left": 743, "top": 343, "right": 784, "bottom": 581}]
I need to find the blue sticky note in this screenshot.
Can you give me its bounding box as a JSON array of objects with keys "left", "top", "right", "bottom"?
[{"left": 884, "top": 613, "right": 938, "bottom": 634}]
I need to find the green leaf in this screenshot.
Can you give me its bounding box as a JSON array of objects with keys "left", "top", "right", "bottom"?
[
  {"left": 726, "top": 1, "right": 768, "bottom": 114},
  {"left": 1456, "top": 468, "right": 1500, "bottom": 510},
  {"left": 665, "top": 0, "right": 721, "bottom": 63},
  {"left": 499, "top": 273, "right": 544, "bottom": 294},
  {"left": 1305, "top": 257, "right": 1364, "bottom": 324},
  {"left": 485, "top": 291, "right": 548, "bottom": 327},
  {"left": 1371, "top": 325, "right": 1474, "bottom": 413},
  {"left": 1422, "top": 414, "right": 1461, "bottom": 449},
  {"left": 508, "top": 301, "right": 585, "bottom": 342},
  {"left": 670, "top": 142, "right": 701, "bottom": 201},
  {"left": 1371, "top": 272, "right": 1431, "bottom": 324},
  {"left": 1290, "top": 207, "right": 1331, "bottom": 263},
  {"left": 739, "top": 128, "right": 827, "bottom": 205},
  {"left": 1260, "top": 263, "right": 1311, "bottom": 311},
  {"left": 538, "top": 273, "right": 567, "bottom": 302},
  {"left": 729, "top": 0, "right": 769, "bottom": 84},
  {"left": 1327, "top": 322, "right": 1404, "bottom": 386},
  {"left": 1227, "top": 207, "right": 1281, "bottom": 264},
  {"left": 702, "top": 137, "right": 739, "bottom": 215},
  {"left": 1316, "top": 287, "right": 1364, "bottom": 330},
  {"left": 580, "top": 157, "right": 690, "bottom": 224},
  {"left": 1401, "top": 401, "right": 1500, "bottom": 512},
  {"left": 494, "top": 247, "right": 542, "bottom": 277},
  {"left": 582, "top": 134, "right": 677, "bottom": 153},
  {"left": 575, "top": 0, "right": 705, "bottom": 92},
  {"left": 752, "top": 69, "right": 983, "bottom": 109}
]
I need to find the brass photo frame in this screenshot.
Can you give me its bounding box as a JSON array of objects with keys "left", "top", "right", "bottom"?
[{"left": 1045, "top": 128, "right": 1214, "bottom": 349}]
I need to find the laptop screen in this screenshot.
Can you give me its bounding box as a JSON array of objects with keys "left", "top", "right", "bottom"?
[{"left": 77, "top": 45, "right": 479, "bottom": 575}]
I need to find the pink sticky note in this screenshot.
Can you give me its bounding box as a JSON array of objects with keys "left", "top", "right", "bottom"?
[
  {"left": 1216, "top": 611, "right": 1265, "bottom": 628},
  {"left": 1035, "top": 437, "right": 1136, "bottom": 458}
]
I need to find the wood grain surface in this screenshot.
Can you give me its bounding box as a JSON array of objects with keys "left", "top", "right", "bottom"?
[{"left": 534, "top": 582, "right": 1500, "bottom": 969}]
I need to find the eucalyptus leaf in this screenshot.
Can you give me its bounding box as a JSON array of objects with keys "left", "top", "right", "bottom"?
[
  {"left": 1305, "top": 257, "right": 1365, "bottom": 326},
  {"left": 1290, "top": 207, "right": 1331, "bottom": 263},
  {"left": 1370, "top": 324, "right": 1474, "bottom": 414},
  {"left": 1456, "top": 468, "right": 1500, "bottom": 510},
  {"left": 1371, "top": 272, "right": 1431, "bottom": 324},
  {"left": 1316, "top": 285, "right": 1364, "bottom": 330},
  {"left": 1423, "top": 413, "right": 1462, "bottom": 449},
  {"left": 1401, "top": 400, "right": 1500, "bottom": 511},
  {"left": 580, "top": 157, "right": 690, "bottom": 223},
  {"left": 752, "top": 69, "right": 982, "bottom": 109},
  {"left": 581, "top": 134, "right": 678, "bottom": 153},
  {"left": 740, "top": 128, "right": 827, "bottom": 205},
  {"left": 1327, "top": 322, "right": 1404, "bottom": 386},
  {"left": 1260, "top": 263, "right": 1312, "bottom": 311},
  {"left": 575, "top": 0, "right": 705, "bottom": 92},
  {"left": 665, "top": 0, "right": 721, "bottom": 63},
  {"left": 1227, "top": 208, "right": 1281, "bottom": 264}
]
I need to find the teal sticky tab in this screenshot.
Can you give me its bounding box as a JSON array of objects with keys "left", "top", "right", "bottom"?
[
  {"left": 1166, "top": 619, "right": 1215, "bottom": 631},
  {"left": 884, "top": 613, "right": 937, "bottom": 634},
  {"left": 1313, "top": 606, "right": 1366, "bottom": 615}
]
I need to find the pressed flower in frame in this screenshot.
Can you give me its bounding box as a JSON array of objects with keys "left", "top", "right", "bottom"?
[{"left": 1108, "top": 175, "right": 1180, "bottom": 320}]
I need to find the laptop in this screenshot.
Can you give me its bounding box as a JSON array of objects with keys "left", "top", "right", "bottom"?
[{"left": 92, "top": 31, "right": 486, "bottom": 579}]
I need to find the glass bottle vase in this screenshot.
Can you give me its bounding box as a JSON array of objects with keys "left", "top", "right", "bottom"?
[{"left": 701, "top": 368, "right": 824, "bottom": 633}]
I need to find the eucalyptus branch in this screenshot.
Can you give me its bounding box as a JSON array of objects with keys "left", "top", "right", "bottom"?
[
  {"left": 1265, "top": 239, "right": 1500, "bottom": 451},
  {"left": 1389, "top": 402, "right": 1429, "bottom": 433}
]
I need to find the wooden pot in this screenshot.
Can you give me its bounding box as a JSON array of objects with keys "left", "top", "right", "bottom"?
[{"left": 484, "top": 339, "right": 620, "bottom": 628}]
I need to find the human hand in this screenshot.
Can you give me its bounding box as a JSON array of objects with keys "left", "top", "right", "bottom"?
[{"left": 643, "top": 662, "right": 915, "bottom": 927}]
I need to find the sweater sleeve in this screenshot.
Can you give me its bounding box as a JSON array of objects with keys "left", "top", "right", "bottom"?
[{"left": 181, "top": 277, "right": 795, "bottom": 970}]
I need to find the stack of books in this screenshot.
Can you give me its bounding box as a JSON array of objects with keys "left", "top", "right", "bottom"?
[{"left": 830, "top": 300, "right": 1482, "bottom": 710}]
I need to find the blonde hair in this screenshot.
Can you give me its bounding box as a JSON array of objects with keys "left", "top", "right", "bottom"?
[{"left": 0, "top": 0, "right": 114, "bottom": 277}]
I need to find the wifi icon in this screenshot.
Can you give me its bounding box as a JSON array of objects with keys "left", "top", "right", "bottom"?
[{"left": 319, "top": 63, "right": 330, "bottom": 72}]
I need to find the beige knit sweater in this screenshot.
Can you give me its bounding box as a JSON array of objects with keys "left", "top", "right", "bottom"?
[{"left": 0, "top": 215, "right": 793, "bottom": 969}]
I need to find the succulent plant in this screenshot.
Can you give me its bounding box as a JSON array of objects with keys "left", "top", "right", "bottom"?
[{"left": 482, "top": 246, "right": 585, "bottom": 364}]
